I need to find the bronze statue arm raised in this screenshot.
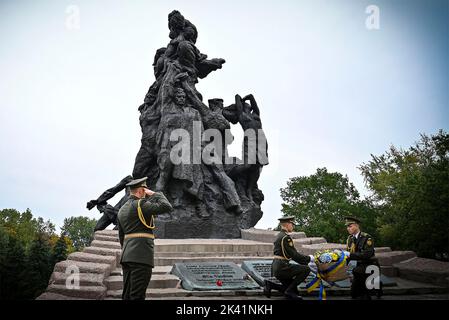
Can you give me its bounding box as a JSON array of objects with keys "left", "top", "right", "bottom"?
[
  {"left": 196, "top": 57, "right": 226, "bottom": 79},
  {"left": 241, "top": 94, "right": 260, "bottom": 116}
]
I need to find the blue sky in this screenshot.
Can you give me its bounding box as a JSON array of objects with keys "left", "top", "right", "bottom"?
[{"left": 0, "top": 0, "right": 448, "bottom": 231}]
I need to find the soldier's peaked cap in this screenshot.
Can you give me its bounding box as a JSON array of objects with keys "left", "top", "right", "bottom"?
[
  {"left": 345, "top": 216, "right": 361, "bottom": 226},
  {"left": 126, "top": 177, "right": 148, "bottom": 189},
  {"left": 278, "top": 216, "right": 296, "bottom": 225}
]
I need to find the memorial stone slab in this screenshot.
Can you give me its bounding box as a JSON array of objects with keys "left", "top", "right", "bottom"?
[{"left": 171, "top": 262, "right": 260, "bottom": 291}]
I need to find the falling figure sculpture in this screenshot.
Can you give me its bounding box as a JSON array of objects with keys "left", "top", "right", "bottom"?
[{"left": 90, "top": 10, "right": 268, "bottom": 238}]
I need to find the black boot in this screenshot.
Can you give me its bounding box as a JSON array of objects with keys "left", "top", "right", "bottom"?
[
  {"left": 284, "top": 290, "right": 303, "bottom": 300},
  {"left": 263, "top": 280, "right": 272, "bottom": 298}
]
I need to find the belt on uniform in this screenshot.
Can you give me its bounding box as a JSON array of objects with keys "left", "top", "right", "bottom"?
[
  {"left": 273, "top": 255, "right": 289, "bottom": 260},
  {"left": 124, "top": 233, "right": 155, "bottom": 240}
]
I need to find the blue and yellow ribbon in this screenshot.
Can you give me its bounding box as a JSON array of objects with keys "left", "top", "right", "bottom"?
[{"left": 306, "top": 252, "right": 347, "bottom": 300}]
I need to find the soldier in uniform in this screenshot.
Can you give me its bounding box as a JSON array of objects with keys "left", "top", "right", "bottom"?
[
  {"left": 264, "top": 216, "right": 316, "bottom": 300},
  {"left": 344, "top": 216, "right": 378, "bottom": 300},
  {"left": 117, "top": 177, "right": 173, "bottom": 300}
]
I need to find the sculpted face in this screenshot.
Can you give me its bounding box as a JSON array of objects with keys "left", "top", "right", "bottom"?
[
  {"left": 175, "top": 89, "right": 186, "bottom": 106},
  {"left": 209, "top": 99, "right": 223, "bottom": 112}
]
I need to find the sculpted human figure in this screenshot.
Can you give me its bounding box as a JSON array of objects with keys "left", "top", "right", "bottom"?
[
  {"left": 154, "top": 66, "right": 204, "bottom": 201},
  {"left": 86, "top": 175, "right": 133, "bottom": 231},
  {"left": 181, "top": 81, "right": 243, "bottom": 214},
  {"left": 124, "top": 10, "right": 267, "bottom": 237},
  {"left": 223, "top": 94, "right": 268, "bottom": 202}
]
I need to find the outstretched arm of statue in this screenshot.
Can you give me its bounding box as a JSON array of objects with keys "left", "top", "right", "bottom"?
[
  {"left": 86, "top": 175, "right": 133, "bottom": 210},
  {"left": 242, "top": 94, "right": 260, "bottom": 116},
  {"left": 234, "top": 94, "right": 244, "bottom": 119},
  {"left": 197, "top": 57, "right": 226, "bottom": 79}
]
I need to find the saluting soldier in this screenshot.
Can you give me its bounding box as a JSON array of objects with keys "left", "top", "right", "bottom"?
[
  {"left": 265, "top": 216, "right": 316, "bottom": 300},
  {"left": 344, "top": 216, "right": 379, "bottom": 300},
  {"left": 117, "top": 177, "right": 173, "bottom": 300}
]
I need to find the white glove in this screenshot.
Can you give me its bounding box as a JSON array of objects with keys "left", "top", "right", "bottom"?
[
  {"left": 308, "top": 255, "right": 315, "bottom": 263},
  {"left": 308, "top": 260, "right": 318, "bottom": 274},
  {"left": 343, "top": 250, "right": 350, "bottom": 257}
]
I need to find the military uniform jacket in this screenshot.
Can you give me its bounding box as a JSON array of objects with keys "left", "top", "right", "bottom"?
[
  {"left": 346, "top": 232, "right": 377, "bottom": 273},
  {"left": 117, "top": 192, "right": 173, "bottom": 266},
  {"left": 273, "top": 230, "right": 311, "bottom": 265}
]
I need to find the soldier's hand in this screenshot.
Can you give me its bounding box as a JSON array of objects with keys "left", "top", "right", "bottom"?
[{"left": 144, "top": 188, "right": 156, "bottom": 197}]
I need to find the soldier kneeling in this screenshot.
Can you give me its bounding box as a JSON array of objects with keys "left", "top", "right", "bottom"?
[{"left": 264, "top": 216, "right": 316, "bottom": 300}]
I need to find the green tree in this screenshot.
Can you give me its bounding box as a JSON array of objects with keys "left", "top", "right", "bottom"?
[
  {"left": 23, "top": 235, "right": 53, "bottom": 299},
  {"left": 52, "top": 234, "right": 69, "bottom": 265},
  {"left": 0, "top": 227, "right": 9, "bottom": 298},
  {"left": 0, "top": 208, "right": 55, "bottom": 250},
  {"left": 61, "top": 216, "right": 97, "bottom": 251},
  {"left": 0, "top": 209, "right": 57, "bottom": 299},
  {"left": 359, "top": 130, "right": 449, "bottom": 259},
  {"left": 280, "top": 168, "right": 378, "bottom": 243},
  {"left": 0, "top": 235, "right": 28, "bottom": 299}
]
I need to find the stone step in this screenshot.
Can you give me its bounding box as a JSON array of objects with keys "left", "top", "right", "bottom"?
[
  {"left": 105, "top": 277, "right": 448, "bottom": 299},
  {"left": 110, "top": 266, "right": 172, "bottom": 276},
  {"left": 155, "top": 251, "right": 273, "bottom": 258},
  {"left": 106, "top": 288, "right": 265, "bottom": 298},
  {"left": 95, "top": 230, "right": 119, "bottom": 237},
  {"left": 105, "top": 274, "right": 180, "bottom": 290},
  {"left": 154, "top": 256, "right": 274, "bottom": 266},
  {"left": 83, "top": 246, "right": 121, "bottom": 257},
  {"left": 375, "top": 247, "right": 392, "bottom": 253},
  {"left": 298, "top": 243, "right": 346, "bottom": 255},
  {"left": 393, "top": 257, "right": 449, "bottom": 287},
  {"left": 50, "top": 272, "right": 105, "bottom": 287},
  {"left": 376, "top": 251, "right": 417, "bottom": 266},
  {"left": 67, "top": 252, "right": 117, "bottom": 265},
  {"left": 36, "top": 292, "right": 91, "bottom": 300},
  {"left": 154, "top": 239, "right": 273, "bottom": 253},
  {"left": 293, "top": 237, "right": 327, "bottom": 246},
  {"left": 47, "top": 284, "right": 107, "bottom": 300},
  {"left": 94, "top": 234, "right": 120, "bottom": 242},
  {"left": 91, "top": 240, "right": 122, "bottom": 250},
  {"left": 54, "top": 260, "right": 113, "bottom": 276},
  {"left": 241, "top": 228, "right": 306, "bottom": 242},
  {"left": 380, "top": 266, "right": 398, "bottom": 277}
]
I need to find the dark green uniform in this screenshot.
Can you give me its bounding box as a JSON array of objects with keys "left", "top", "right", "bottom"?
[
  {"left": 271, "top": 230, "right": 311, "bottom": 296},
  {"left": 117, "top": 192, "right": 172, "bottom": 300},
  {"left": 346, "top": 232, "right": 377, "bottom": 299}
]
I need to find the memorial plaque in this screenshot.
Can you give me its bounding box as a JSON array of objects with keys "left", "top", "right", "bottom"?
[
  {"left": 241, "top": 260, "right": 276, "bottom": 286},
  {"left": 171, "top": 262, "right": 260, "bottom": 291},
  {"left": 241, "top": 260, "right": 332, "bottom": 289}
]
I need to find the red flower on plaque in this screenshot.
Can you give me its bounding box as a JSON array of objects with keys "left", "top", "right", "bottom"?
[{"left": 216, "top": 280, "right": 223, "bottom": 287}]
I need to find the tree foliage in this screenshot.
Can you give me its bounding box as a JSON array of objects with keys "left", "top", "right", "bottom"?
[
  {"left": 0, "top": 208, "right": 55, "bottom": 249},
  {"left": 52, "top": 234, "right": 70, "bottom": 265},
  {"left": 61, "top": 216, "right": 97, "bottom": 251},
  {"left": 24, "top": 235, "right": 53, "bottom": 299},
  {"left": 0, "top": 209, "right": 81, "bottom": 299},
  {"left": 359, "top": 130, "right": 449, "bottom": 259},
  {"left": 280, "top": 168, "right": 378, "bottom": 243}
]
